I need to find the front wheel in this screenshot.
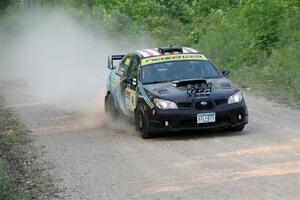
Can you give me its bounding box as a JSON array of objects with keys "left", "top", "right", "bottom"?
[{"left": 135, "top": 105, "right": 155, "bottom": 139}]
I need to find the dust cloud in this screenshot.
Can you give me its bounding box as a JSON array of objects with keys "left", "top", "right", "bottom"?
[{"left": 0, "top": 7, "right": 153, "bottom": 130}]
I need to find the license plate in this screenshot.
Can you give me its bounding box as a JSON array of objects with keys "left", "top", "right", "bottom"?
[{"left": 197, "top": 112, "right": 216, "bottom": 124}]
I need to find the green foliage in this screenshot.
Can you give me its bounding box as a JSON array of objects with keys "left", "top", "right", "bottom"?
[
  {"left": 192, "top": 0, "right": 240, "bottom": 17},
  {"left": 266, "top": 43, "right": 300, "bottom": 103},
  {"left": 157, "top": 0, "right": 194, "bottom": 23},
  {"left": 194, "top": 9, "right": 256, "bottom": 68},
  {"left": 1, "top": 0, "right": 299, "bottom": 105},
  {"left": 119, "top": 0, "right": 162, "bottom": 20},
  {"left": 0, "top": 0, "right": 10, "bottom": 11},
  {"left": 242, "top": 0, "right": 285, "bottom": 56}
]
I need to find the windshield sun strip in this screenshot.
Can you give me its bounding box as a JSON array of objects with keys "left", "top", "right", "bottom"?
[{"left": 141, "top": 54, "right": 208, "bottom": 66}]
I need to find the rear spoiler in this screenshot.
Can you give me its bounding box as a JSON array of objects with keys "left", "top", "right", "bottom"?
[{"left": 107, "top": 55, "right": 125, "bottom": 70}]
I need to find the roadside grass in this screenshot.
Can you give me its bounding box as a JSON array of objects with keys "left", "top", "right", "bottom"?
[
  {"left": 0, "top": 159, "right": 20, "bottom": 200},
  {"left": 0, "top": 97, "right": 61, "bottom": 200},
  {"left": 230, "top": 66, "right": 300, "bottom": 109},
  {"left": 0, "top": 106, "right": 30, "bottom": 145}
]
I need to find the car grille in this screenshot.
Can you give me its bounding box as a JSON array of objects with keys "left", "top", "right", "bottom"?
[
  {"left": 177, "top": 99, "right": 227, "bottom": 110},
  {"left": 195, "top": 101, "right": 214, "bottom": 110}
]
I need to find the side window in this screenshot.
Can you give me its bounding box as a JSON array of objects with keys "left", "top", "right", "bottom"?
[
  {"left": 117, "top": 56, "right": 131, "bottom": 77},
  {"left": 127, "top": 55, "right": 140, "bottom": 78}
]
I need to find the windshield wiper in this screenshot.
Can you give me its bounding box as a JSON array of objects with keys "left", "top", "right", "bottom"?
[{"left": 143, "top": 80, "right": 168, "bottom": 85}]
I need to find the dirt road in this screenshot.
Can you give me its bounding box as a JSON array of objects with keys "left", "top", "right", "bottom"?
[{"left": 1, "top": 80, "right": 299, "bottom": 200}]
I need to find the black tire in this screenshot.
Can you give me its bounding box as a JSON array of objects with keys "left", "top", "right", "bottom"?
[
  {"left": 135, "top": 105, "right": 155, "bottom": 139},
  {"left": 105, "top": 93, "right": 118, "bottom": 118},
  {"left": 229, "top": 124, "right": 245, "bottom": 132}
]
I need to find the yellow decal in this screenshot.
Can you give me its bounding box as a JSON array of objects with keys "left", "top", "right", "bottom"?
[
  {"left": 125, "top": 88, "right": 136, "bottom": 111},
  {"left": 125, "top": 57, "right": 131, "bottom": 65},
  {"left": 141, "top": 54, "right": 208, "bottom": 66}
]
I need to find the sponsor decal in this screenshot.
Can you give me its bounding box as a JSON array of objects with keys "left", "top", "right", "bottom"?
[
  {"left": 125, "top": 57, "right": 131, "bottom": 65},
  {"left": 141, "top": 54, "right": 207, "bottom": 66},
  {"left": 125, "top": 88, "right": 136, "bottom": 111}
]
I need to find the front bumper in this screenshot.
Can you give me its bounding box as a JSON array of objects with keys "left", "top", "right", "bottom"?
[{"left": 147, "top": 102, "right": 248, "bottom": 132}]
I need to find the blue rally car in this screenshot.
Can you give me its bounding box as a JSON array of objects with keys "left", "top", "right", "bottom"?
[{"left": 105, "top": 46, "right": 248, "bottom": 138}]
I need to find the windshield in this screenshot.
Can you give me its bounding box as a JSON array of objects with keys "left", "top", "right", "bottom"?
[{"left": 141, "top": 60, "right": 222, "bottom": 84}]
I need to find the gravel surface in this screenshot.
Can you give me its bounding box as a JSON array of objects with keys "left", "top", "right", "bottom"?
[{"left": 1, "top": 80, "right": 300, "bottom": 200}]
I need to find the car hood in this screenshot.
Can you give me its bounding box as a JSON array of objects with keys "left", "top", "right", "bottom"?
[{"left": 142, "top": 78, "right": 239, "bottom": 102}]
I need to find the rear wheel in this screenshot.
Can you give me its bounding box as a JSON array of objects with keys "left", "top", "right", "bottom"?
[
  {"left": 136, "top": 105, "right": 155, "bottom": 139},
  {"left": 105, "top": 93, "right": 118, "bottom": 118}
]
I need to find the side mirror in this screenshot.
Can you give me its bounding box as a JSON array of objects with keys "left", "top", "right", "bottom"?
[
  {"left": 124, "top": 78, "right": 137, "bottom": 86},
  {"left": 107, "top": 56, "right": 115, "bottom": 70},
  {"left": 222, "top": 69, "right": 230, "bottom": 77}
]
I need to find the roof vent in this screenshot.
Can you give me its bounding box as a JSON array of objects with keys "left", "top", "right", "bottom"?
[{"left": 158, "top": 45, "right": 183, "bottom": 54}]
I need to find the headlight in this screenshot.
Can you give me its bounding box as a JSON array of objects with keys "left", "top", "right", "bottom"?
[
  {"left": 153, "top": 98, "right": 178, "bottom": 109},
  {"left": 228, "top": 91, "right": 243, "bottom": 104}
]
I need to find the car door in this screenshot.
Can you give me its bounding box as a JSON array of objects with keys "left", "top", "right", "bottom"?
[
  {"left": 123, "top": 54, "right": 139, "bottom": 116},
  {"left": 115, "top": 55, "right": 131, "bottom": 116}
]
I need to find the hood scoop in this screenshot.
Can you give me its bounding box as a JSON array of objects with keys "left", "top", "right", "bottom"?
[{"left": 172, "top": 78, "right": 212, "bottom": 97}]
